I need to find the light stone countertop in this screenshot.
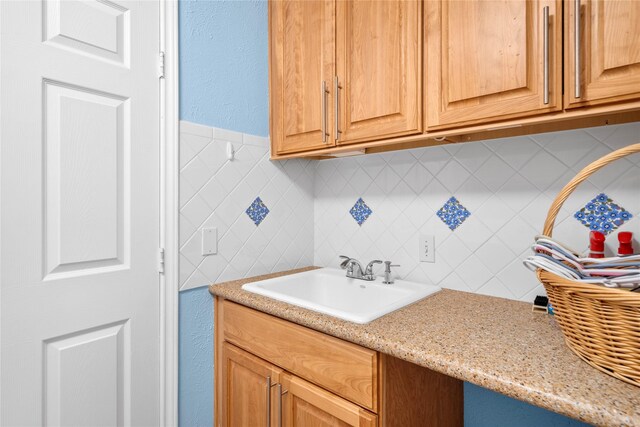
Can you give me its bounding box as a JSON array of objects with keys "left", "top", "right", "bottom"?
[{"left": 209, "top": 266, "right": 640, "bottom": 426}]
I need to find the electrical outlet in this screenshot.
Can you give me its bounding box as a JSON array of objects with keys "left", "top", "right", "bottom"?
[
  {"left": 419, "top": 234, "right": 435, "bottom": 263},
  {"left": 201, "top": 227, "right": 218, "bottom": 256}
]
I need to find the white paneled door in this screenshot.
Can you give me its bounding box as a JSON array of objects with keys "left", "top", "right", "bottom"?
[{"left": 1, "top": 1, "right": 161, "bottom": 425}]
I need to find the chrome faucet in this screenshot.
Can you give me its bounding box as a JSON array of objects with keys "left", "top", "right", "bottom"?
[
  {"left": 339, "top": 256, "right": 382, "bottom": 281},
  {"left": 382, "top": 261, "right": 400, "bottom": 284}
]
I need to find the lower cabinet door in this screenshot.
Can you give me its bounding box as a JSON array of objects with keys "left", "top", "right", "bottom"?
[
  {"left": 280, "top": 373, "right": 378, "bottom": 427},
  {"left": 221, "top": 342, "right": 282, "bottom": 427}
]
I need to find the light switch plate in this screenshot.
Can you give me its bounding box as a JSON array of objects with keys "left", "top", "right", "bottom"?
[
  {"left": 202, "top": 227, "right": 218, "bottom": 256},
  {"left": 419, "top": 234, "right": 435, "bottom": 263}
]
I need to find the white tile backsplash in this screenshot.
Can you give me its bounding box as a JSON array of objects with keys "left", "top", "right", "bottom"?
[
  {"left": 314, "top": 122, "right": 640, "bottom": 302},
  {"left": 180, "top": 120, "right": 640, "bottom": 301},
  {"left": 179, "top": 121, "right": 314, "bottom": 291}
]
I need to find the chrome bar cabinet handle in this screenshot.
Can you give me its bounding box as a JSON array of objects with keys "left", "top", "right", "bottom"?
[
  {"left": 543, "top": 6, "right": 550, "bottom": 105},
  {"left": 266, "top": 376, "right": 272, "bottom": 427},
  {"left": 321, "top": 81, "right": 329, "bottom": 143},
  {"left": 334, "top": 76, "right": 341, "bottom": 142},
  {"left": 277, "top": 383, "right": 288, "bottom": 427},
  {"left": 575, "top": 0, "right": 581, "bottom": 98}
]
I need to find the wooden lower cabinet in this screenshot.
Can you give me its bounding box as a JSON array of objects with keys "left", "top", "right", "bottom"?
[
  {"left": 221, "top": 342, "right": 375, "bottom": 427},
  {"left": 281, "top": 373, "right": 377, "bottom": 427},
  {"left": 221, "top": 343, "right": 282, "bottom": 427},
  {"left": 215, "top": 298, "right": 463, "bottom": 427}
]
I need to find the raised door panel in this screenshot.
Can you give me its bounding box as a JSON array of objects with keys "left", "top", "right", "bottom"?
[
  {"left": 270, "top": 0, "right": 335, "bottom": 155},
  {"left": 281, "top": 374, "right": 377, "bottom": 427},
  {"left": 43, "top": 81, "right": 128, "bottom": 277},
  {"left": 565, "top": 0, "right": 640, "bottom": 107},
  {"left": 336, "top": 0, "right": 421, "bottom": 144},
  {"left": 426, "top": 0, "right": 562, "bottom": 129},
  {"left": 222, "top": 343, "right": 282, "bottom": 427},
  {"left": 44, "top": 321, "right": 128, "bottom": 426},
  {"left": 43, "top": 0, "right": 129, "bottom": 65}
]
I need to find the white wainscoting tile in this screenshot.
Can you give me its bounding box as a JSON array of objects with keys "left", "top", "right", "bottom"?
[
  {"left": 179, "top": 121, "right": 314, "bottom": 291},
  {"left": 314, "top": 122, "right": 640, "bottom": 302},
  {"left": 179, "top": 121, "right": 640, "bottom": 301}
]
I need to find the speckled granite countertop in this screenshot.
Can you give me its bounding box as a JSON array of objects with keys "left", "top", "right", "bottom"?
[{"left": 209, "top": 267, "right": 640, "bottom": 426}]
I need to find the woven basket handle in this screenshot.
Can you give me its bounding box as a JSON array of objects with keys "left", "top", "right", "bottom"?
[{"left": 542, "top": 143, "right": 640, "bottom": 237}]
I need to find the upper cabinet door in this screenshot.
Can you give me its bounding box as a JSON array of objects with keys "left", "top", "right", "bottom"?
[
  {"left": 335, "top": 0, "right": 422, "bottom": 144},
  {"left": 270, "top": 0, "right": 335, "bottom": 155},
  {"left": 425, "top": 0, "right": 562, "bottom": 129},
  {"left": 565, "top": 0, "right": 640, "bottom": 108}
]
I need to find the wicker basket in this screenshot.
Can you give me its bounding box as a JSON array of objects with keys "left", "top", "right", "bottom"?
[{"left": 536, "top": 143, "right": 640, "bottom": 387}]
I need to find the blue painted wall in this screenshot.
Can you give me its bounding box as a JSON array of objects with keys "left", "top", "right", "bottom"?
[
  {"left": 178, "top": 1, "right": 268, "bottom": 426},
  {"left": 179, "top": 0, "right": 269, "bottom": 137},
  {"left": 178, "top": 2, "right": 592, "bottom": 426},
  {"left": 464, "top": 383, "right": 589, "bottom": 426},
  {"left": 178, "top": 287, "right": 214, "bottom": 427}
]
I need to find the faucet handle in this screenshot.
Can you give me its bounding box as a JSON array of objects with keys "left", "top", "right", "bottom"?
[
  {"left": 364, "top": 259, "right": 383, "bottom": 274},
  {"left": 339, "top": 255, "right": 352, "bottom": 269}
]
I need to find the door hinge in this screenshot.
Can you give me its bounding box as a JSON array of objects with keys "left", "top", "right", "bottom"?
[
  {"left": 158, "top": 51, "right": 165, "bottom": 79},
  {"left": 158, "top": 248, "right": 165, "bottom": 273}
]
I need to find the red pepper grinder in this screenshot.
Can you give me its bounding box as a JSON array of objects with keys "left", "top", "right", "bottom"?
[
  {"left": 618, "top": 231, "right": 634, "bottom": 256},
  {"left": 589, "top": 231, "right": 605, "bottom": 258}
]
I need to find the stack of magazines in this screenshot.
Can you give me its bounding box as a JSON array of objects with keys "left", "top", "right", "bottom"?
[{"left": 523, "top": 236, "right": 640, "bottom": 290}]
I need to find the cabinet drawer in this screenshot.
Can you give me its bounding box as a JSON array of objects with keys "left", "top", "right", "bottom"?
[{"left": 221, "top": 300, "right": 378, "bottom": 411}]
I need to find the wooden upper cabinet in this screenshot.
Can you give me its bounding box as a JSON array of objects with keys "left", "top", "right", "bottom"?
[
  {"left": 425, "top": 0, "right": 562, "bottom": 129},
  {"left": 221, "top": 343, "right": 282, "bottom": 427},
  {"left": 280, "top": 373, "right": 378, "bottom": 427},
  {"left": 270, "top": 0, "right": 335, "bottom": 154},
  {"left": 565, "top": 0, "right": 640, "bottom": 108},
  {"left": 336, "top": 0, "right": 422, "bottom": 144}
]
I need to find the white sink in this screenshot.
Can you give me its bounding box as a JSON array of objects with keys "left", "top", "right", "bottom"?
[{"left": 241, "top": 268, "right": 441, "bottom": 324}]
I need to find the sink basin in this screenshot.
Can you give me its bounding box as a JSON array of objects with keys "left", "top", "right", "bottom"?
[{"left": 241, "top": 268, "right": 441, "bottom": 324}]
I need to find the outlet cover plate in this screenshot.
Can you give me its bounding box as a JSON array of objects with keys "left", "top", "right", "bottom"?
[
  {"left": 419, "top": 234, "right": 435, "bottom": 263},
  {"left": 202, "top": 227, "right": 218, "bottom": 256}
]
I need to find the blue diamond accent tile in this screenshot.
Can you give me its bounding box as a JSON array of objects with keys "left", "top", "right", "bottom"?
[
  {"left": 574, "top": 193, "right": 632, "bottom": 235},
  {"left": 349, "top": 198, "right": 372, "bottom": 226},
  {"left": 246, "top": 197, "right": 270, "bottom": 226},
  {"left": 437, "top": 197, "right": 471, "bottom": 231}
]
